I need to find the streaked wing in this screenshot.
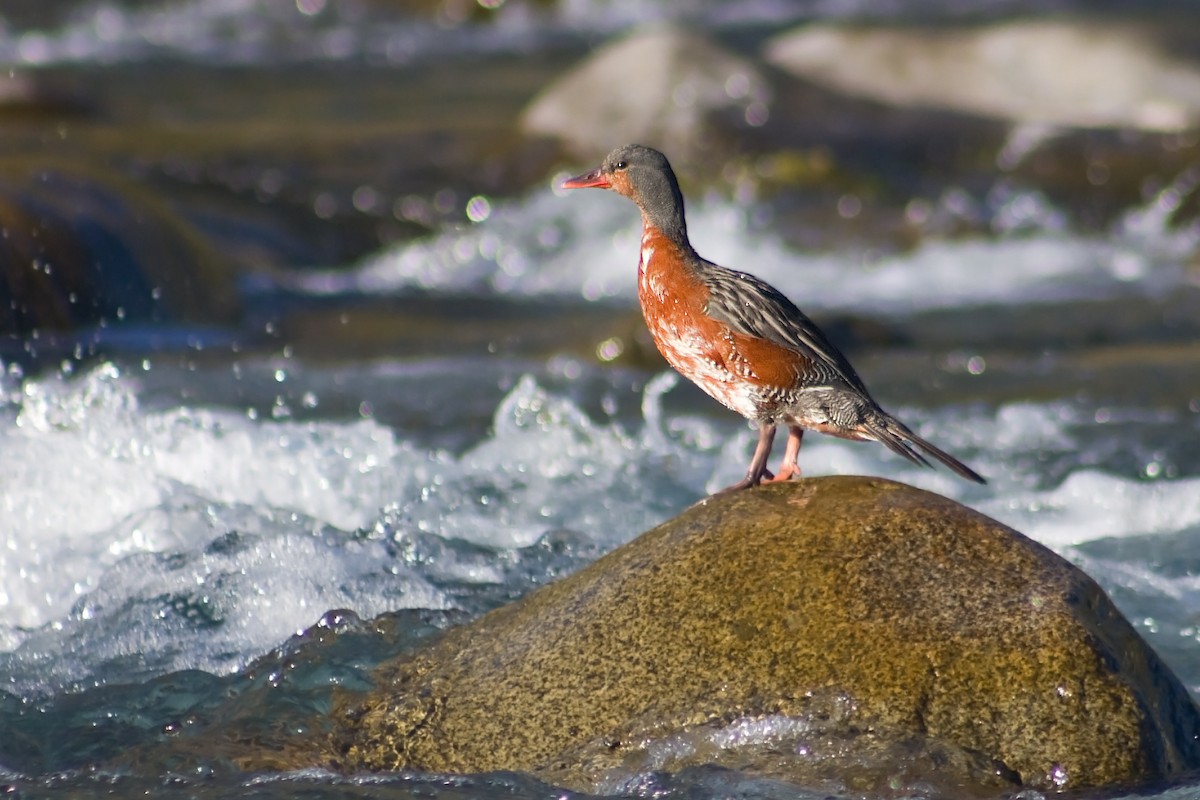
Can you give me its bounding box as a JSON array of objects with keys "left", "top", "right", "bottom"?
[{"left": 699, "top": 261, "right": 870, "bottom": 394}]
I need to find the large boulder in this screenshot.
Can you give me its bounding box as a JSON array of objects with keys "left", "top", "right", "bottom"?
[
  {"left": 333, "top": 477, "right": 1200, "bottom": 794},
  {"left": 520, "top": 25, "right": 772, "bottom": 161},
  {"left": 764, "top": 21, "right": 1200, "bottom": 131}
]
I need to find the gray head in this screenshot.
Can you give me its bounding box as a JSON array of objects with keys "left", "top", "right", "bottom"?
[{"left": 562, "top": 144, "right": 690, "bottom": 246}]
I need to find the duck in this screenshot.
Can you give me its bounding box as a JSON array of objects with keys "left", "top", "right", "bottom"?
[{"left": 562, "top": 144, "right": 984, "bottom": 490}]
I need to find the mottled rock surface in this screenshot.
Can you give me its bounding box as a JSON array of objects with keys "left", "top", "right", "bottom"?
[{"left": 335, "top": 477, "right": 1200, "bottom": 794}]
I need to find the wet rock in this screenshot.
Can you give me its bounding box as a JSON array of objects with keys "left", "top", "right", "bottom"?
[
  {"left": 520, "top": 25, "right": 771, "bottom": 161},
  {"left": 333, "top": 477, "right": 1200, "bottom": 794},
  {"left": 0, "top": 159, "right": 240, "bottom": 335},
  {"left": 764, "top": 21, "right": 1200, "bottom": 131}
]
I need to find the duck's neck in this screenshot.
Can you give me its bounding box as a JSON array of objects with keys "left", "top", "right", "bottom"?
[{"left": 636, "top": 170, "right": 692, "bottom": 253}]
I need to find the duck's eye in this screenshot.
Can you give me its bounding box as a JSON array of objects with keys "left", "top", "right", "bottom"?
[{"left": 615, "top": 160, "right": 628, "bottom": 170}]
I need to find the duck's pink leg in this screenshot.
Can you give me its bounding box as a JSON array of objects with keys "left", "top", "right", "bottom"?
[{"left": 764, "top": 426, "right": 804, "bottom": 482}]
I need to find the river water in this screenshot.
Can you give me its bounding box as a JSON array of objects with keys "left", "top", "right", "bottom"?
[{"left": 2, "top": 1, "right": 1200, "bottom": 798}]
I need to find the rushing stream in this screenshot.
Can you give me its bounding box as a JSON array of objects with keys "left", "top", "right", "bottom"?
[{"left": 2, "top": 1, "right": 1200, "bottom": 798}]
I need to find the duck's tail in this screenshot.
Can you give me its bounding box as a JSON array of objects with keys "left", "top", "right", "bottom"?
[{"left": 864, "top": 415, "right": 986, "bottom": 485}]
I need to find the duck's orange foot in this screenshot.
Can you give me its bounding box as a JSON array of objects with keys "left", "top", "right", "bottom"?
[{"left": 762, "top": 464, "right": 801, "bottom": 483}]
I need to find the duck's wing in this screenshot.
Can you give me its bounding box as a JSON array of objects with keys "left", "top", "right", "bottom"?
[{"left": 698, "top": 261, "right": 871, "bottom": 395}]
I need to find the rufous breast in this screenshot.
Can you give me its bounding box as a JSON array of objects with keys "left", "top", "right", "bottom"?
[{"left": 637, "top": 228, "right": 762, "bottom": 420}]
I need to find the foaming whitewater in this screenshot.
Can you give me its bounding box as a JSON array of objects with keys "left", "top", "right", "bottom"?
[
  {"left": 0, "top": 360, "right": 695, "bottom": 695},
  {"left": 304, "top": 177, "right": 1199, "bottom": 315},
  {"left": 3, "top": 359, "right": 1200, "bottom": 699},
  {"left": 298, "top": 184, "right": 641, "bottom": 301},
  {"left": 0, "top": 362, "right": 444, "bottom": 693}
]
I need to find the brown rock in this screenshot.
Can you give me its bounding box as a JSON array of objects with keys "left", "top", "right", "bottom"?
[{"left": 334, "top": 477, "right": 1200, "bottom": 794}]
